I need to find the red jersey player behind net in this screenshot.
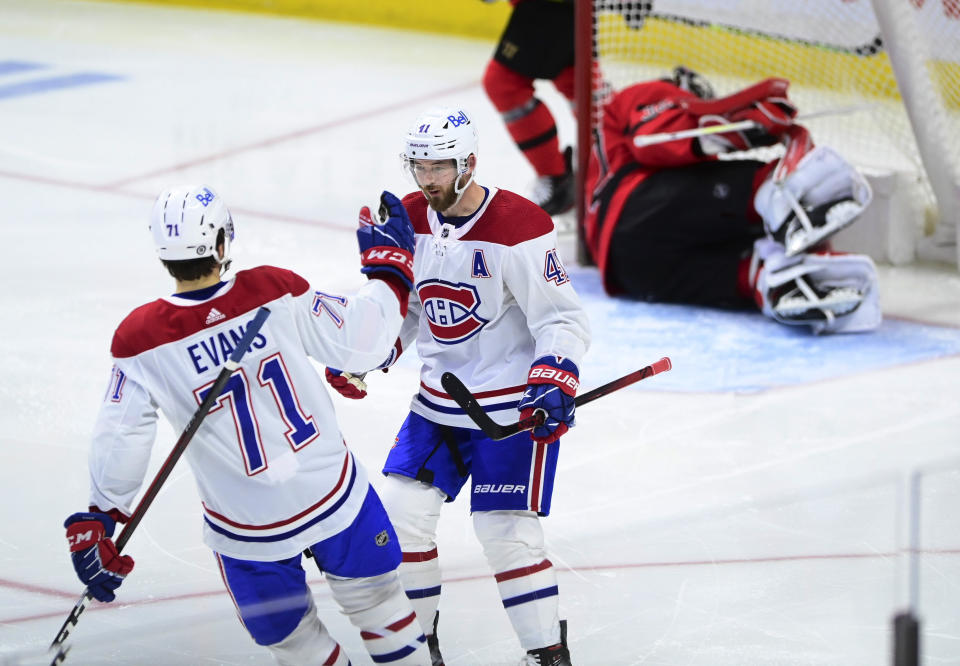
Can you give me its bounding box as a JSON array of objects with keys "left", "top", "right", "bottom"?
[
  {"left": 482, "top": 0, "right": 577, "bottom": 217},
  {"left": 584, "top": 66, "right": 881, "bottom": 334}
]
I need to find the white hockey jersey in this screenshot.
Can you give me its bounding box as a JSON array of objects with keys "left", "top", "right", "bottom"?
[
  {"left": 89, "top": 266, "right": 404, "bottom": 561},
  {"left": 382, "top": 187, "right": 590, "bottom": 429}
]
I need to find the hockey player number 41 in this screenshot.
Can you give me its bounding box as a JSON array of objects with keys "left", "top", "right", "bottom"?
[{"left": 194, "top": 351, "right": 319, "bottom": 475}]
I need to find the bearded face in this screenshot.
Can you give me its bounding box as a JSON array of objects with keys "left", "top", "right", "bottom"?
[{"left": 409, "top": 159, "right": 461, "bottom": 213}]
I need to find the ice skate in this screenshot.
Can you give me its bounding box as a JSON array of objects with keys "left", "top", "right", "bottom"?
[
  {"left": 426, "top": 611, "right": 444, "bottom": 666},
  {"left": 519, "top": 620, "right": 571, "bottom": 666},
  {"left": 533, "top": 146, "right": 575, "bottom": 216}
]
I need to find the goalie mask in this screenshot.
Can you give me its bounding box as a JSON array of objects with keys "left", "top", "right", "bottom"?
[
  {"left": 402, "top": 106, "right": 478, "bottom": 205},
  {"left": 669, "top": 65, "right": 715, "bottom": 100},
  {"left": 150, "top": 184, "right": 235, "bottom": 272}
]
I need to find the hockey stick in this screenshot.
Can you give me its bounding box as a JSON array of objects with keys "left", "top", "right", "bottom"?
[
  {"left": 632, "top": 104, "right": 876, "bottom": 148},
  {"left": 48, "top": 306, "right": 272, "bottom": 666},
  {"left": 440, "top": 357, "right": 672, "bottom": 441}
]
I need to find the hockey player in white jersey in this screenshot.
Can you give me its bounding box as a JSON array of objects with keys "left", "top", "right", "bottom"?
[
  {"left": 62, "top": 185, "right": 430, "bottom": 665},
  {"left": 327, "top": 107, "right": 590, "bottom": 665}
]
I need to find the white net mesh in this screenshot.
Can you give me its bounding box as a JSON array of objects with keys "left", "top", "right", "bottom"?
[{"left": 590, "top": 0, "right": 960, "bottom": 248}]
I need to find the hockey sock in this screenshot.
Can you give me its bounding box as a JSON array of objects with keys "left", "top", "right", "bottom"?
[
  {"left": 496, "top": 558, "right": 562, "bottom": 651},
  {"left": 483, "top": 60, "right": 565, "bottom": 177},
  {"left": 265, "top": 596, "right": 349, "bottom": 666},
  {"left": 328, "top": 572, "right": 429, "bottom": 665},
  {"left": 475, "top": 511, "right": 562, "bottom": 651},
  {"left": 398, "top": 548, "right": 442, "bottom": 635}
]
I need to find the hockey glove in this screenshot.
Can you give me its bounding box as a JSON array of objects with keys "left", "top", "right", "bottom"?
[
  {"left": 324, "top": 342, "right": 401, "bottom": 399},
  {"left": 64, "top": 511, "right": 134, "bottom": 602},
  {"left": 517, "top": 356, "right": 580, "bottom": 445},
  {"left": 698, "top": 97, "right": 797, "bottom": 154},
  {"left": 686, "top": 79, "right": 797, "bottom": 155},
  {"left": 325, "top": 368, "right": 368, "bottom": 399},
  {"left": 357, "top": 191, "right": 415, "bottom": 290}
]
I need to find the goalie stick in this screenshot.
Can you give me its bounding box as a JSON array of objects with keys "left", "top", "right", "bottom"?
[
  {"left": 440, "top": 357, "right": 672, "bottom": 441},
  {"left": 632, "top": 104, "right": 875, "bottom": 148},
  {"left": 48, "top": 306, "right": 272, "bottom": 666}
]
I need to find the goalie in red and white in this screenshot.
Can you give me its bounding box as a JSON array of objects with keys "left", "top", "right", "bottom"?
[{"left": 583, "top": 67, "right": 880, "bottom": 334}]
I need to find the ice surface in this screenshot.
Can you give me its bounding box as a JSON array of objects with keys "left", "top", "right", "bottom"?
[{"left": 1, "top": 2, "right": 958, "bottom": 664}]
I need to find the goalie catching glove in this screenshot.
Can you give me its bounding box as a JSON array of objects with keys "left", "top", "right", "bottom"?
[
  {"left": 64, "top": 511, "right": 134, "bottom": 602},
  {"left": 517, "top": 356, "right": 579, "bottom": 444},
  {"left": 686, "top": 78, "right": 798, "bottom": 155}
]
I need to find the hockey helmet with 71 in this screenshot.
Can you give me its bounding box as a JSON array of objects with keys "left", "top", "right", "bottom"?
[{"left": 150, "top": 184, "right": 235, "bottom": 270}]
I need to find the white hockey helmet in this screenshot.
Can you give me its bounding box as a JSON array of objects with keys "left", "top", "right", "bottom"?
[
  {"left": 150, "top": 184, "right": 234, "bottom": 267},
  {"left": 402, "top": 106, "right": 478, "bottom": 197}
]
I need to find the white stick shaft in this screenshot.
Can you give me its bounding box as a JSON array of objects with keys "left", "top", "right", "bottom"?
[
  {"left": 632, "top": 104, "right": 876, "bottom": 148},
  {"left": 633, "top": 120, "right": 756, "bottom": 147}
]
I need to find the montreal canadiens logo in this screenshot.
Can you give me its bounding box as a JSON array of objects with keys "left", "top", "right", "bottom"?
[{"left": 418, "top": 279, "right": 488, "bottom": 344}]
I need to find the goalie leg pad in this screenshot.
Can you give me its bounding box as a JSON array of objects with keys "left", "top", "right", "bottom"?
[
  {"left": 327, "top": 571, "right": 429, "bottom": 665},
  {"left": 754, "top": 239, "right": 881, "bottom": 334},
  {"left": 755, "top": 145, "right": 873, "bottom": 256},
  {"left": 474, "top": 510, "right": 561, "bottom": 651},
  {"left": 379, "top": 474, "right": 446, "bottom": 635}
]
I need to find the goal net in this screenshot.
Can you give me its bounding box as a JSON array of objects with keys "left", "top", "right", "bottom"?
[{"left": 576, "top": 0, "right": 960, "bottom": 266}]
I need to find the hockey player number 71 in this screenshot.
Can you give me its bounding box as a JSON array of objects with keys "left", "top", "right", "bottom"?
[{"left": 195, "top": 351, "right": 319, "bottom": 474}]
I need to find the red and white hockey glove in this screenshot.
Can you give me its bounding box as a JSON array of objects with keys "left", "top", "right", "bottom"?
[
  {"left": 517, "top": 356, "right": 579, "bottom": 444},
  {"left": 325, "top": 368, "right": 368, "bottom": 399},
  {"left": 64, "top": 511, "right": 134, "bottom": 602},
  {"left": 324, "top": 341, "right": 401, "bottom": 400}
]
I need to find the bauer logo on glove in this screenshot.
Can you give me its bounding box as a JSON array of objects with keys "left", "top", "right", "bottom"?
[
  {"left": 528, "top": 364, "right": 579, "bottom": 394},
  {"left": 518, "top": 356, "right": 580, "bottom": 444}
]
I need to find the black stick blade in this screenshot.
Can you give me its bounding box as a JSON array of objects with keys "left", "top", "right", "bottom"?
[{"left": 440, "top": 372, "right": 519, "bottom": 440}]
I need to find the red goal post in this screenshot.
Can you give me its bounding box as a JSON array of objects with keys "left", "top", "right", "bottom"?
[{"left": 575, "top": 0, "right": 960, "bottom": 268}]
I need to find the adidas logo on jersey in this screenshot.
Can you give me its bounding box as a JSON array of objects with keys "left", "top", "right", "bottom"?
[{"left": 205, "top": 308, "right": 226, "bottom": 325}]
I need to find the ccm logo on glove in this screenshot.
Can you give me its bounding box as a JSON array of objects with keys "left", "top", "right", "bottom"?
[
  {"left": 67, "top": 528, "right": 100, "bottom": 550},
  {"left": 361, "top": 248, "right": 415, "bottom": 272}
]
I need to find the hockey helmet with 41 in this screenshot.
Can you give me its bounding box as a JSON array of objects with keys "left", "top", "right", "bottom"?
[{"left": 402, "top": 106, "right": 478, "bottom": 178}]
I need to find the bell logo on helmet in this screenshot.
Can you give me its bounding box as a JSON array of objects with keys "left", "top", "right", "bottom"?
[
  {"left": 150, "top": 184, "right": 234, "bottom": 272},
  {"left": 195, "top": 188, "right": 215, "bottom": 206},
  {"left": 446, "top": 110, "right": 469, "bottom": 127}
]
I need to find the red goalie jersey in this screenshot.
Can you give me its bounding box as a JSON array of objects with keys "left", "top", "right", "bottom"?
[
  {"left": 582, "top": 72, "right": 880, "bottom": 334},
  {"left": 583, "top": 76, "right": 796, "bottom": 294},
  {"left": 584, "top": 79, "right": 718, "bottom": 288}
]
